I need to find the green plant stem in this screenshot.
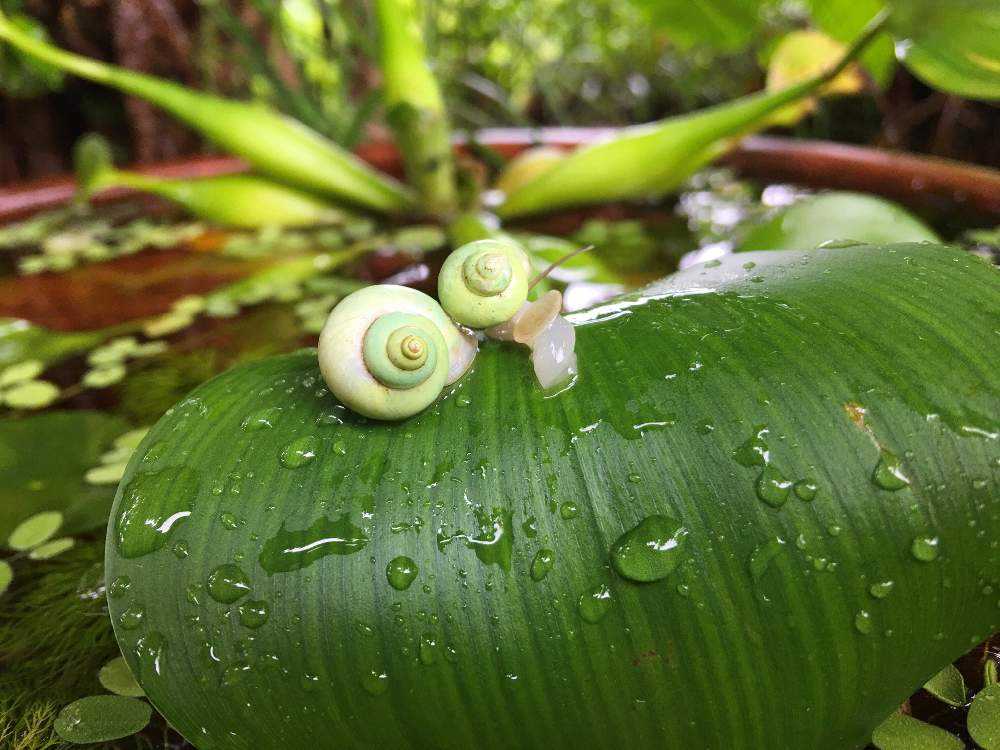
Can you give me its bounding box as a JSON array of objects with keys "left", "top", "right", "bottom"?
[
  {"left": 0, "top": 8, "right": 415, "bottom": 215},
  {"left": 375, "top": 0, "right": 457, "bottom": 216},
  {"left": 497, "top": 9, "right": 892, "bottom": 219}
]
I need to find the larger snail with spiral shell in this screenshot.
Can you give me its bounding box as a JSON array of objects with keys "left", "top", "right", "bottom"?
[{"left": 318, "top": 238, "right": 578, "bottom": 420}]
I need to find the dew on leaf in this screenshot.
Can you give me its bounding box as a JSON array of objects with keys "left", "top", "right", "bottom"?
[
  {"left": 610, "top": 515, "right": 688, "bottom": 583},
  {"left": 530, "top": 549, "right": 555, "bottom": 581},
  {"left": 911, "top": 536, "right": 940, "bottom": 562},
  {"left": 578, "top": 584, "right": 612, "bottom": 623},
  {"left": 206, "top": 564, "right": 252, "bottom": 604},
  {"left": 386, "top": 556, "right": 419, "bottom": 591}
]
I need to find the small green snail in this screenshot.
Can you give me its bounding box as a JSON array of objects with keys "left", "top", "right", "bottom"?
[
  {"left": 437, "top": 238, "right": 532, "bottom": 329},
  {"left": 319, "top": 238, "right": 578, "bottom": 421},
  {"left": 318, "top": 285, "right": 477, "bottom": 421}
]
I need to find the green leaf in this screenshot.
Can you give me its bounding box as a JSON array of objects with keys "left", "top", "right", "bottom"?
[
  {"left": 0, "top": 411, "right": 129, "bottom": 542},
  {"left": 736, "top": 192, "right": 939, "bottom": 251},
  {"left": 0, "top": 559, "right": 12, "bottom": 596},
  {"left": 106, "top": 244, "right": 999, "bottom": 749},
  {"left": 969, "top": 684, "right": 1000, "bottom": 750},
  {"left": 7, "top": 510, "right": 62, "bottom": 551},
  {"left": 99, "top": 656, "right": 146, "bottom": 698},
  {"left": 0, "top": 12, "right": 64, "bottom": 97},
  {"left": 872, "top": 713, "right": 964, "bottom": 750},
  {"left": 890, "top": 0, "right": 1000, "bottom": 101},
  {"left": 632, "top": 0, "right": 769, "bottom": 51},
  {"left": 27, "top": 536, "right": 75, "bottom": 560},
  {"left": 53, "top": 695, "right": 151, "bottom": 744},
  {"left": 923, "top": 663, "right": 966, "bottom": 707},
  {"left": 806, "top": 0, "right": 896, "bottom": 86}
]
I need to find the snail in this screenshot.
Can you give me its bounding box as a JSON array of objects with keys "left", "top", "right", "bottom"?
[
  {"left": 319, "top": 239, "right": 580, "bottom": 421},
  {"left": 318, "top": 285, "right": 477, "bottom": 421},
  {"left": 486, "top": 290, "right": 578, "bottom": 389},
  {"left": 437, "top": 238, "right": 532, "bottom": 329}
]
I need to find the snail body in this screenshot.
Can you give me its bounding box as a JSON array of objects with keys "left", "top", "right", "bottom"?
[
  {"left": 318, "top": 285, "right": 477, "bottom": 420},
  {"left": 438, "top": 239, "right": 532, "bottom": 329}
]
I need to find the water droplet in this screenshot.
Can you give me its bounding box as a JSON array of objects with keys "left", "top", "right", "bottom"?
[
  {"left": 756, "top": 465, "right": 792, "bottom": 508},
  {"left": 911, "top": 535, "right": 940, "bottom": 562},
  {"left": 332, "top": 439, "right": 347, "bottom": 456},
  {"left": 854, "top": 610, "right": 874, "bottom": 635},
  {"left": 386, "top": 556, "right": 418, "bottom": 591},
  {"left": 530, "top": 549, "right": 554, "bottom": 581},
  {"left": 521, "top": 516, "right": 538, "bottom": 538},
  {"left": 280, "top": 435, "right": 319, "bottom": 468},
  {"left": 118, "top": 604, "right": 145, "bottom": 630},
  {"left": 873, "top": 450, "right": 909, "bottom": 491},
  {"left": 171, "top": 540, "right": 190, "bottom": 559},
  {"left": 133, "top": 632, "right": 166, "bottom": 680},
  {"left": 793, "top": 479, "right": 817, "bottom": 501},
  {"left": 206, "top": 564, "right": 251, "bottom": 604},
  {"left": 259, "top": 514, "right": 369, "bottom": 574},
  {"left": 748, "top": 537, "right": 786, "bottom": 581},
  {"left": 362, "top": 669, "right": 389, "bottom": 695},
  {"left": 222, "top": 662, "right": 251, "bottom": 687},
  {"left": 108, "top": 575, "right": 131, "bottom": 599},
  {"left": 220, "top": 512, "right": 240, "bottom": 530},
  {"left": 559, "top": 501, "right": 579, "bottom": 519},
  {"left": 419, "top": 634, "right": 437, "bottom": 665},
  {"left": 869, "top": 580, "right": 895, "bottom": 599},
  {"left": 610, "top": 515, "right": 688, "bottom": 583},
  {"left": 733, "top": 425, "right": 769, "bottom": 467},
  {"left": 578, "top": 584, "right": 612, "bottom": 623},
  {"left": 241, "top": 407, "right": 281, "bottom": 431},
  {"left": 114, "top": 467, "right": 200, "bottom": 559},
  {"left": 238, "top": 600, "right": 270, "bottom": 629}
]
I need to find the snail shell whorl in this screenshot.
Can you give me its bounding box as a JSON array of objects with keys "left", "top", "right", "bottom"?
[
  {"left": 438, "top": 239, "right": 531, "bottom": 328},
  {"left": 319, "top": 285, "right": 477, "bottom": 420}
]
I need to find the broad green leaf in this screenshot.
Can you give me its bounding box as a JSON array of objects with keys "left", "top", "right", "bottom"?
[
  {"left": 7, "top": 510, "right": 62, "bottom": 551},
  {"left": 54, "top": 695, "right": 151, "bottom": 744},
  {"left": 806, "top": 0, "right": 896, "bottom": 85},
  {"left": 969, "top": 684, "right": 1000, "bottom": 750},
  {"left": 632, "top": 0, "right": 769, "bottom": 51},
  {"left": 872, "top": 713, "right": 964, "bottom": 750},
  {"left": 923, "top": 663, "right": 966, "bottom": 707},
  {"left": 0, "top": 411, "right": 128, "bottom": 542},
  {"left": 106, "top": 243, "right": 999, "bottom": 749},
  {"left": 0, "top": 559, "right": 12, "bottom": 596},
  {"left": 890, "top": 0, "right": 1000, "bottom": 101},
  {"left": 737, "top": 192, "right": 939, "bottom": 251},
  {"left": 99, "top": 656, "right": 146, "bottom": 698}
]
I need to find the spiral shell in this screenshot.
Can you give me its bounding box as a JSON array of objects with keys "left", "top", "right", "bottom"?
[
  {"left": 438, "top": 239, "right": 532, "bottom": 329},
  {"left": 318, "top": 285, "right": 477, "bottom": 420}
]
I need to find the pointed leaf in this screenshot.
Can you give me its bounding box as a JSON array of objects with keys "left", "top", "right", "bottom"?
[
  {"left": 872, "top": 713, "right": 964, "bottom": 750},
  {"left": 923, "top": 663, "right": 966, "bottom": 707}
]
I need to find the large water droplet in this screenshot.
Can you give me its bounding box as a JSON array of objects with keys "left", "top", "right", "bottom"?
[
  {"left": 530, "top": 549, "right": 554, "bottom": 581},
  {"left": 559, "top": 501, "right": 579, "bottom": 520},
  {"left": 362, "top": 668, "right": 389, "bottom": 695},
  {"left": 578, "top": 584, "right": 612, "bottom": 623},
  {"left": 734, "top": 425, "right": 769, "bottom": 467},
  {"left": 854, "top": 610, "right": 874, "bottom": 635},
  {"left": 873, "top": 450, "right": 909, "bottom": 490},
  {"left": 748, "top": 537, "right": 786, "bottom": 581},
  {"left": 118, "top": 604, "right": 145, "bottom": 630},
  {"left": 207, "top": 564, "right": 251, "bottom": 603},
  {"left": 610, "top": 515, "right": 688, "bottom": 583},
  {"left": 793, "top": 479, "right": 817, "bottom": 502},
  {"left": 280, "top": 435, "right": 320, "bottom": 468},
  {"left": 238, "top": 600, "right": 270, "bottom": 629},
  {"left": 114, "top": 467, "right": 200, "bottom": 559},
  {"left": 869, "top": 580, "right": 895, "bottom": 599},
  {"left": 911, "top": 535, "right": 940, "bottom": 562},
  {"left": 259, "top": 514, "right": 369, "bottom": 574},
  {"left": 756, "top": 465, "right": 792, "bottom": 508},
  {"left": 386, "top": 556, "right": 418, "bottom": 591},
  {"left": 134, "top": 631, "right": 166, "bottom": 678}
]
